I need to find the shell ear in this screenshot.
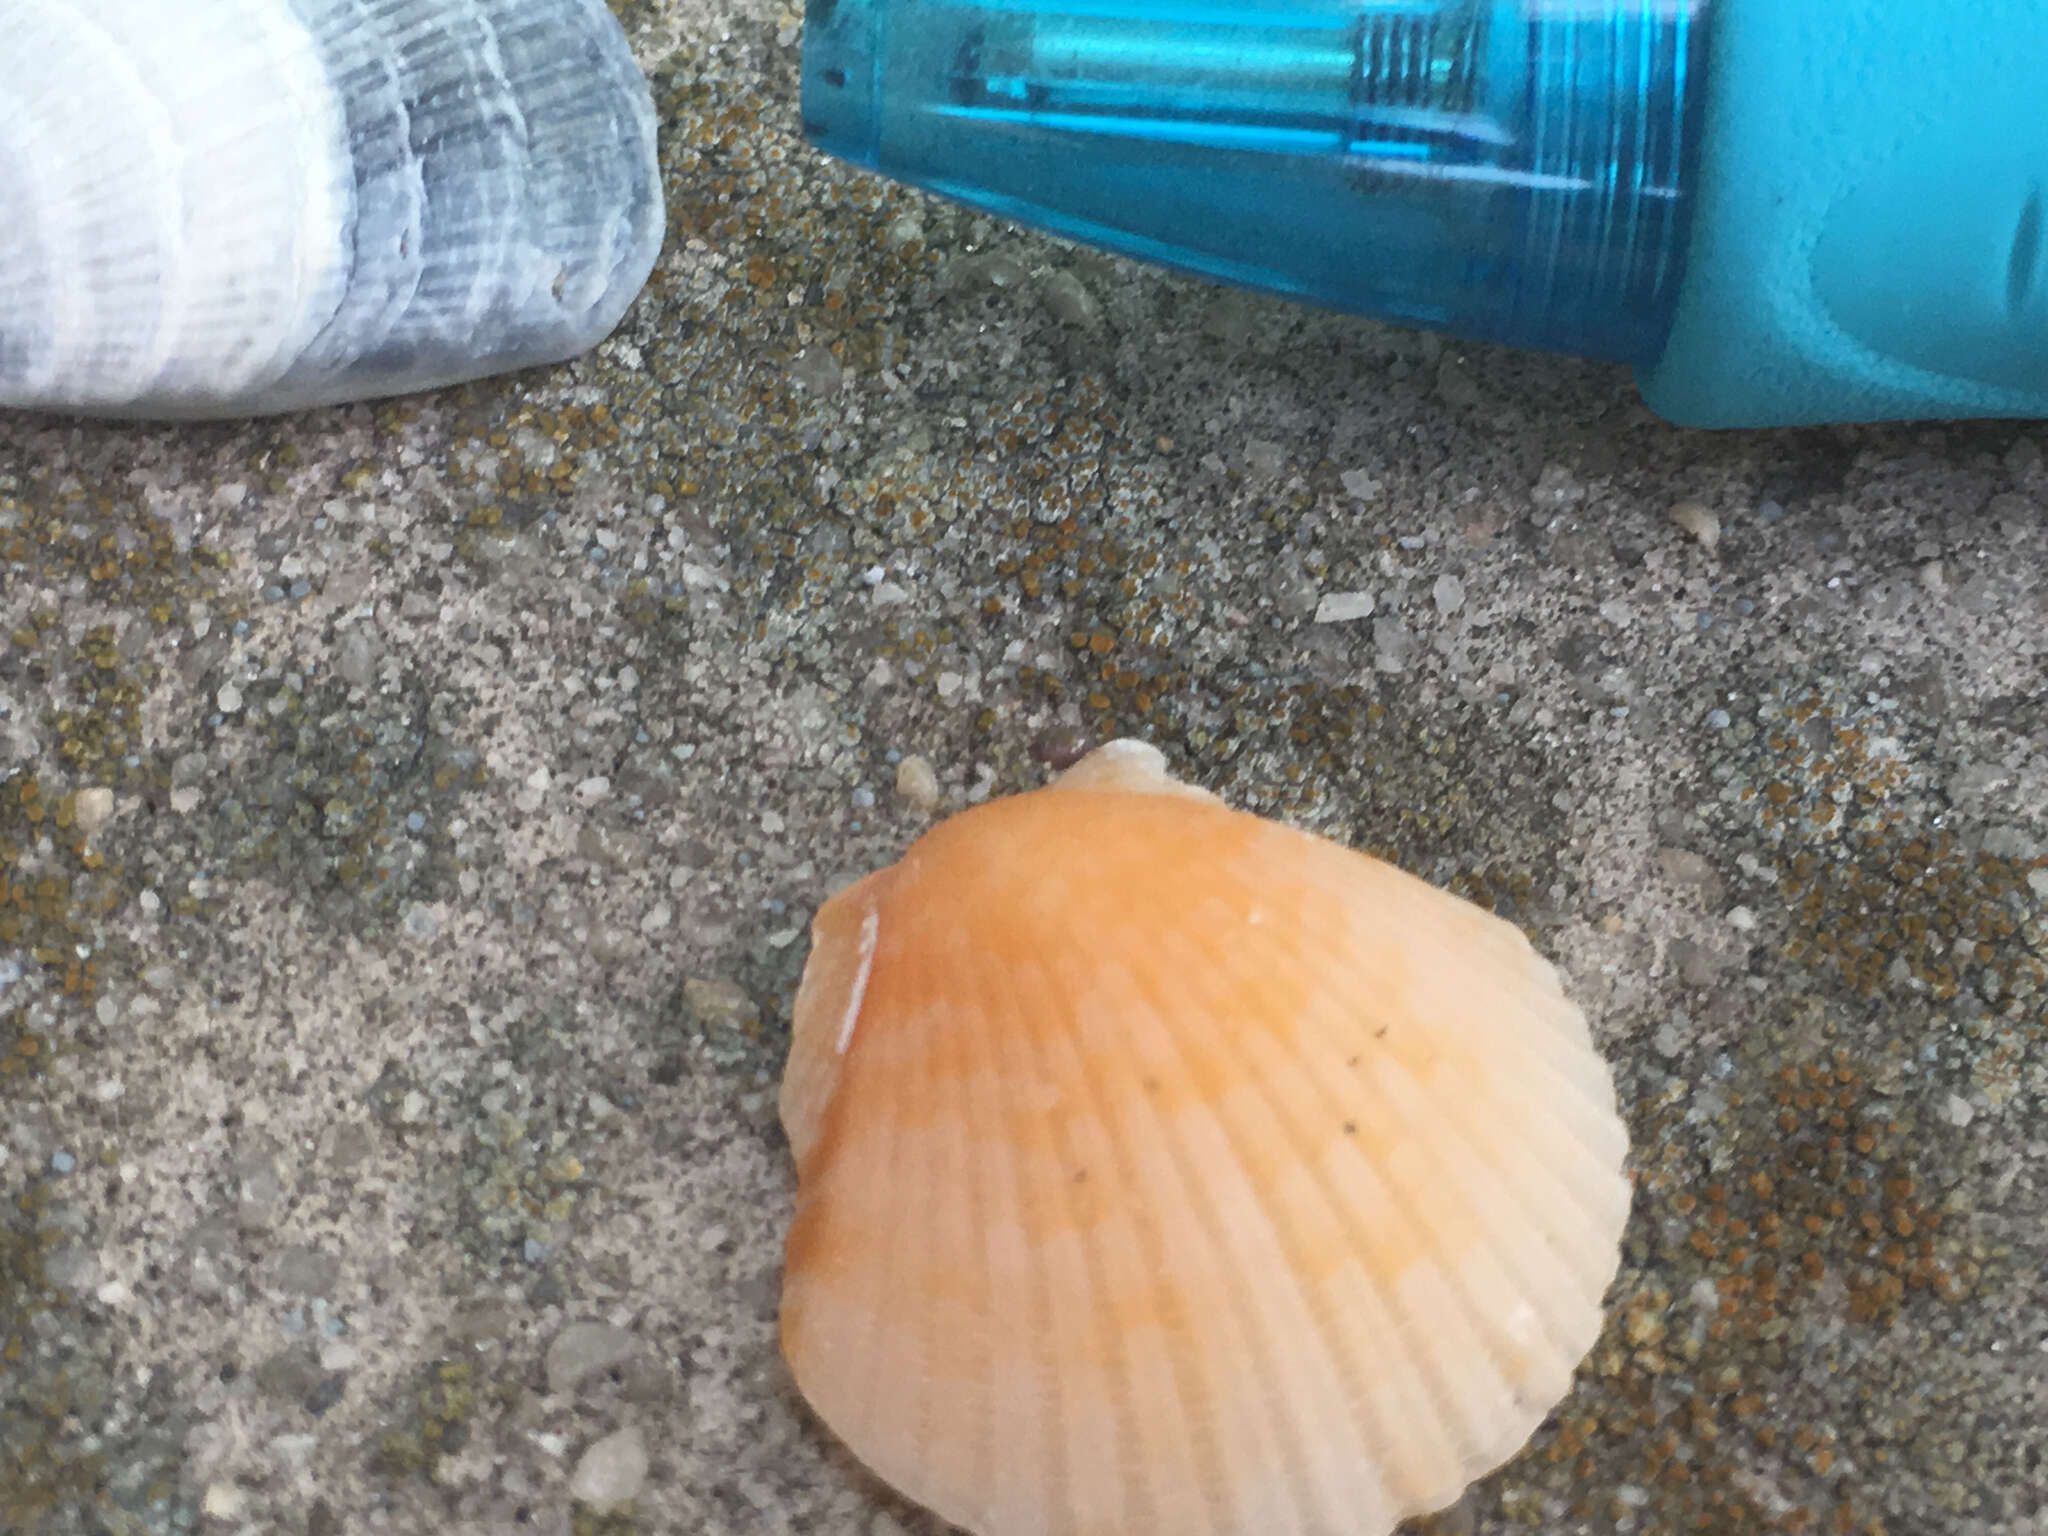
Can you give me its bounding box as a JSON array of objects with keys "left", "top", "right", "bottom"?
[{"left": 1048, "top": 737, "right": 1222, "bottom": 803}]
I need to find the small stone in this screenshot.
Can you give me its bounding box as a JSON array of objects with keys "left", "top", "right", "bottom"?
[
  {"left": 337, "top": 629, "right": 378, "bottom": 686},
  {"left": 2028, "top": 868, "right": 2048, "bottom": 899},
  {"left": 1434, "top": 354, "right": 1481, "bottom": 408},
  {"left": 1432, "top": 574, "right": 1466, "bottom": 616},
  {"left": 546, "top": 1322, "right": 642, "bottom": 1396},
  {"left": 1338, "top": 469, "right": 1382, "bottom": 501},
  {"left": 256, "top": 1348, "right": 325, "bottom": 1402},
  {"left": 575, "top": 776, "right": 611, "bottom": 805},
  {"left": 1726, "top": 906, "right": 1757, "bottom": 932},
  {"left": 305, "top": 1374, "right": 348, "bottom": 1416},
  {"left": 43, "top": 1242, "right": 98, "bottom": 1292},
  {"left": 683, "top": 976, "right": 760, "bottom": 1044},
  {"left": 1243, "top": 438, "right": 1288, "bottom": 477},
  {"left": 569, "top": 1425, "right": 648, "bottom": 1511},
  {"left": 1946, "top": 762, "right": 2011, "bottom": 804},
  {"left": 1669, "top": 501, "right": 1720, "bottom": 552},
  {"left": 1312, "top": 591, "right": 1375, "bottom": 624},
  {"left": 217, "top": 681, "right": 244, "bottom": 714},
  {"left": 1531, "top": 463, "right": 1585, "bottom": 510},
  {"left": 1669, "top": 938, "right": 1730, "bottom": 989},
  {"left": 1372, "top": 617, "right": 1415, "bottom": 673},
  {"left": 268, "top": 1245, "right": 340, "bottom": 1299},
  {"left": 895, "top": 754, "right": 942, "bottom": 812},
  {"left": 1039, "top": 269, "right": 1099, "bottom": 328},
  {"left": 170, "top": 786, "right": 202, "bottom": 815},
  {"left": 640, "top": 903, "right": 672, "bottom": 935},
  {"left": 1944, "top": 1094, "right": 1975, "bottom": 1128},
  {"left": 788, "top": 347, "right": 843, "bottom": 395},
  {"left": 235, "top": 1153, "right": 287, "bottom": 1230},
  {"left": 72, "top": 786, "right": 114, "bottom": 836},
  {"left": 202, "top": 1482, "right": 245, "bottom": 1519},
  {"left": 1029, "top": 727, "right": 1092, "bottom": 770},
  {"left": 1656, "top": 847, "right": 1717, "bottom": 889}
]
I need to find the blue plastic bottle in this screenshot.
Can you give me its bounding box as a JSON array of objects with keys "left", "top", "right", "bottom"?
[{"left": 801, "top": 0, "right": 2048, "bottom": 427}]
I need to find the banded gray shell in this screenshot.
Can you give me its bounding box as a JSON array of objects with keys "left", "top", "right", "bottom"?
[{"left": 0, "top": 0, "right": 664, "bottom": 419}]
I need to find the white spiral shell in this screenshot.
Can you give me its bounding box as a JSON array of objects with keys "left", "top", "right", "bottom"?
[{"left": 0, "top": 0, "right": 664, "bottom": 419}]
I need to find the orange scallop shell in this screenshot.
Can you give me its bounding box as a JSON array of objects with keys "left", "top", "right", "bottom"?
[{"left": 779, "top": 741, "right": 1630, "bottom": 1536}]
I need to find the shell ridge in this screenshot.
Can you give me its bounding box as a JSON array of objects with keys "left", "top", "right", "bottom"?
[
  {"left": 1274, "top": 921, "right": 1613, "bottom": 1397},
  {"left": 1340, "top": 965, "right": 1631, "bottom": 1309},
  {"left": 1335, "top": 1025, "right": 1593, "bottom": 1411},
  {"left": 1340, "top": 998, "right": 1621, "bottom": 1337},
  {"left": 279, "top": 0, "right": 429, "bottom": 374},
  {"left": 1132, "top": 914, "right": 1386, "bottom": 1533},
  {"left": 926, "top": 922, "right": 999, "bottom": 1524},
  {"left": 953, "top": 931, "right": 1066, "bottom": 1533},
  {"left": 1017, "top": 947, "right": 1236, "bottom": 1536},
  {"left": 1013, "top": 946, "right": 1166, "bottom": 1535},
  {"left": 1197, "top": 848, "right": 1599, "bottom": 1490},
  {"left": 1294, "top": 853, "right": 1631, "bottom": 1289},
  {"left": 1153, "top": 911, "right": 1471, "bottom": 1524}
]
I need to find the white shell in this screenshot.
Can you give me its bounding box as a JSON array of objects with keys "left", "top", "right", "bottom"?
[{"left": 0, "top": 0, "right": 664, "bottom": 419}]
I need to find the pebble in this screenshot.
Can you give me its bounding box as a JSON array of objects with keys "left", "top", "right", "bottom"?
[
  {"left": 72, "top": 786, "right": 114, "bottom": 836},
  {"left": 1339, "top": 469, "right": 1383, "bottom": 501},
  {"left": 1434, "top": 354, "right": 1481, "bottom": 408},
  {"left": 1531, "top": 463, "right": 1585, "bottom": 510},
  {"left": 1243, "top": 439, "right": 1287, "bottom": 477},
  {"left": 1038, "top": 269, "right": 1099, "bottom": 327},
  {"left": 1669, "top": 500, "right": 1720, "bottom": 552},
  {"left": 569, "top": 1425, "right": 649, "bottom": 1511},
  {"left": 788, "top": 347, "right": 843, "bottom": 395},
  {"left": 546, "top": 1321, "right": 641, "bottom": 1396},
  {"left": 201, "top": 1482, "right": 245, "bottom": 1519},
  {"left": 1432, "top": 574, "right": 1466, "bottom": 615},
  {"left": 1312, "top": 591, "right": 1375, "bottom": 624},
  {"left": 1372, "top": 618, "right": 1415, "bottom": 673},
  {"left": 895, "top": 754, "right": 942, "bottom": 812},
  {"left": 217, "top": 681, "right": 244, "bottom": 714},
  {"left": 1944, "top": 1094, "right": 1975, "bottom": 1128}
]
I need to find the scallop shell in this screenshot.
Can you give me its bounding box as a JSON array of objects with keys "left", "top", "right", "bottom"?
[
  {"left": 780, "top": 740, "right": 1632, "bottom": 1536},
  {"left": 0, "top": 0, "right": 663, "bottom": 419}
]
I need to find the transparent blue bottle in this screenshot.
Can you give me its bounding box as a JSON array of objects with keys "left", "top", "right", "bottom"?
[{"left": 803, "top": 0, "right": 2048, "bottom": 427}]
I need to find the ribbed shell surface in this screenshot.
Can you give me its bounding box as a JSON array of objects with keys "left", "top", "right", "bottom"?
[
  {"left": 0, "top": 0, "right": 662, "bottom": 418},
  {"left": 780, "top": 762, "right": 1632, "bottom": 1536}
]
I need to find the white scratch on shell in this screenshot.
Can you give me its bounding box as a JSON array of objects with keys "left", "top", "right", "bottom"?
[{"left": 836, "top": 909, "right": 880, "bottom": 1056}]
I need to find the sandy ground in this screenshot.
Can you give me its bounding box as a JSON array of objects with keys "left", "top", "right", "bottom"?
[{"left": 3, "top": 3, "right": 2045, "bottom": 1534}]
